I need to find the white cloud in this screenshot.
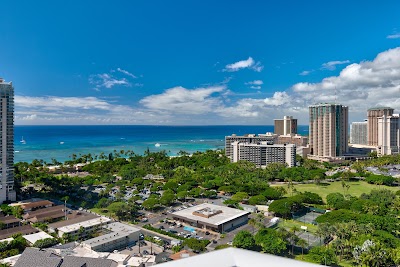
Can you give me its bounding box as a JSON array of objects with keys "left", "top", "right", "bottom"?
[
  {"left": 16, "top": 96, "right": 112, "bottom": 110},
  {"left": 263, "top": 92, "right": 291, "bottom": 106},
  {"left": 16, "top": 47, "right": 400, "bottom": 125},
  {"left": 140, "top": 86, "right": 226, "bottom": 114},
  {"left": 321, "top": 60, "right": 350, "bottom": 70},
  {"left": 246, "top": 80, "right": 263, "bottom": 85},
  {"left": 299, "top": 70, "right": 313, "bottom": 76},
  {"left": 387, "top": 33, "right": 400, "bottom": 39},
  {"left": 117, "top": 68, "right": 137, "bottom": 78},
  {"left": 250, "top": 86, "right": 261, "bottom": 90},
  {"left": 223, "top": 57, "right": 264, "bottom": 72},
  {"left": 89, "top": 73, "right": 130, "bottom": 89}
]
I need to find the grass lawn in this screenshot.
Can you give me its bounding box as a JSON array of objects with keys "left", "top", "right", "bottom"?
[
  {"left": 278, "top": 219, "right": 318, "bottom": 234},
  {"left": 273, "top": 181, "right": 399, "bottom": 202}
]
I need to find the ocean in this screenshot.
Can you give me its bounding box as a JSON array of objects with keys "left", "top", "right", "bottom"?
[{"left": 14, "top": 125, "right": 309, "bottom": 163}]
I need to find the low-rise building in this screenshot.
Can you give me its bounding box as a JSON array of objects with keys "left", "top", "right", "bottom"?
[
  {"left": 0, "top": 214, "right": 21, "bottom": 229},
  {"left": 57, "top": 217, "right": 111, "bottom": 238},
  {"left": 23, "top": 205, "right": 67, "bottom": 223},
  {"left": 18, "top": 200, "right": 54, "bottom": 212},
  {"left": 0, "top": 225, "right": 38, "bottom": 240},
  {"left": 82, "top": 222, "right": 140, "bottom": 252},
  {"left": 22, "top": 231, "right": 54, "bottom": 245},
  {"left": 171, "top": 203, "right": 249, "bottom": 233}
]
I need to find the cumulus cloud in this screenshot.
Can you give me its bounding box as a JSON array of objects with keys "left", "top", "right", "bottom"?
[
  {"left": 250, "top": 86, "right": 261, "bottom": 90},
  {"left": 387, "top": 33, "right": 400, "bottom": 39},
  {"left": 321, "top": 60, "right": 350, "bottom": 70},
  {"left": 140, "top": 86, "right": 226, "bottom": 114},
  {"left": 223, "top": 57, "right": 264, "bottom": 72},
  {"left": 16, "top": 47, "right": 400, "bottom": 125}
]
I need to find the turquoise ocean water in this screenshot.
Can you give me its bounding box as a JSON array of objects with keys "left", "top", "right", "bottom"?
[{"left": 14, "top": 125, "right": 309, "bottom": 163}]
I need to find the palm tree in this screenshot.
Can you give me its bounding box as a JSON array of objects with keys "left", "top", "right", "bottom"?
[
  {"left": 296, "top": 238, "right": 308, "bottom": 256},
  {"left": 290, "top": 226, "right": 300, "bottom": 255}
]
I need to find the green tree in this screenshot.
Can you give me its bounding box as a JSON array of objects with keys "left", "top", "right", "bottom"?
[
  {"left": 232, "top": 230, "right": 255, "bottom": 250},
  {"left": 254, "top": 228, "right": 287, "bottom": 255},
  {"left": 142, "top": 197, "right": 160, "bottom": 210},
  {"left": 307, "top": 246, "right": 337, "bottom": 266}
]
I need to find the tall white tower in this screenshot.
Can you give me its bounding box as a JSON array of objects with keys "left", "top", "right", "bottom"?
[{"left": 0, "top": 78, "right": 16, "bottom": 203}]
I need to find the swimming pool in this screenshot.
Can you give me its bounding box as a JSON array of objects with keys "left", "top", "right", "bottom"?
[{"left": 183, "top": 226, "right": 196, "bottom": 232}]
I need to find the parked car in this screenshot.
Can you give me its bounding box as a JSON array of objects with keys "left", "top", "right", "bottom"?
[
  {"left": 205, "top": 231, "right": 210, "bottom": 235},
  {"left": 159, "top": 226, "right": 165, "bottom": 230}
]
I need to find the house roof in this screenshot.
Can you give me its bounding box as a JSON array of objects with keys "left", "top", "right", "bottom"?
[
  {"left": 14, "top": 248, "right": 62, "bottom": 267},
  {"left": 21, "top": 200, "right": 54, "bottom": 210},
  {"left": 48, "top": 212, "right": 98, "bottom": 229},
  {"left": 0, "top": 225, "right": 38, "bottom": 240},
  {"left": 0, "top": 214, "right": 21, "bottom": 224},
  {"left": 13, "top": 248, "right": 118, "bottom": 267},
  {"left": 169, "top": 250, "right": 196, "bottom": 261},
  {"left": 159, "top": 248, "right": 323, "bottom": 267}
]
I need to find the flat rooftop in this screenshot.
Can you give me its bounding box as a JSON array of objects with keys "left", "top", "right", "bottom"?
[
  {"left": 83, "top": 222, "right": 140, "bottom": 247},
  {"left": 23, "top": 231, "right": 54, "bottom": 244},
  {"left": 172, "top": 203, "right": 249, "bottom": 226},
  {"left": 58, "top": 217, "right": 111, "bottom": 233},
  {"left": 49, "top": 212, "right": 98, "bottom": 229}
]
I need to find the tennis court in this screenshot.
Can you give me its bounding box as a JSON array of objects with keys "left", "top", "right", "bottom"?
[
  {"left": 294, "top": 211, "right": 321, "bottom": 225},
  {"left": 297, "top": 231, "right": 320, "bottom": 247}
]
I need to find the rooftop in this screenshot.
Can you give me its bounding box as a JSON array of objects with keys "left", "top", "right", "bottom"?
[
  {"left": 83, "top": 222, "right": 140, "bottom": 247},
  {"left": 23, "top": 231, "right": 54, "bottom": 245},
  {"left": 158, "top": 247, "right": 322, "bottom": 267},
  {"left": 58, "top": 217, "right": 111, "bottom": 234},
  {"left": 0, "top": 225, "right": 38, "bottom": 240},
  {"left": 172, "top": 203, "right": 249, "bottom": 226},
  {"left": 367, "top": 107, "right": 393, "bottom": 111},
  {"left": 169, "top": 250, "right": 196, "bottom": 261},
  {"left": 20, "top": 200, "right": 54, "bottom": 210},
  {"left": 48, "top": 211, "right": 98, "bottom": 229}
]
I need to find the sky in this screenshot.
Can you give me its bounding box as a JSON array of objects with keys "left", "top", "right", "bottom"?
[{"left": 1, "top": 0, "right": 400, "bottom": 125}]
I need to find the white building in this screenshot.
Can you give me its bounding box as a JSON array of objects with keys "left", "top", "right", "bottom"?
[
  {"left": 230, "top": 142, "right": 296, "bottom": 167},
  {"left": 350, "top": 121, "right": 368, "bottom": 145},
  {"left": 0, "top": 78, "right": 16, "bottom": 203},
  {"left": 57, "top": 217, "right": 111, "bottom": 238},
  {"left": 377, "top": 114, "right": 400, "bottom": 155},
  {"left": 82, "top": 222, "right": 140, "bottom": 252},
  {"left": 171, "top": 203, "right": 249, "bottom": 233}
]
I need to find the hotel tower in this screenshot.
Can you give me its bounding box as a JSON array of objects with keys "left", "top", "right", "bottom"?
[
  {"left": 0, "top": 78, "right": 16, "bottom": 203},
  {"left": 309, "top": 103, "right": 348, "bottom": 158}
]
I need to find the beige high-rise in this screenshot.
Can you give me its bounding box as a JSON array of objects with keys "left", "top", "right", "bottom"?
[
  {"left": 367, "top": 107, "right": 394, "bottom": 146},
  {"left": 274, "top": 116, "right": 297, "bottom": 135},
  {"left": 309, "top": 103, "right": 348, "bottom": 158}
]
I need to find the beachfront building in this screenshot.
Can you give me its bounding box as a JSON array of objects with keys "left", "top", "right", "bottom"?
[
  {"left": 225, "top": 133, "right": 278, "bottom": 161},
  {"left": 308, "top": 103, "right": 348, "bottom": 160},
  {"left": 0, "top": 78, "right": 16, "bottom": 203},
  {"left": 171, "top": 203, "right": 249, "bottom": 233},
  {"left": 57, "top": 217, "right": 111, "bottom": 238},
  {"left": 274, "top": 116, "right": 297, "bottom": 135},
  {"left": 82, "top": 222, "right": 140, "bottom": 252},
  {"left": 229, "top": 142, "right": 296, "bottom": 167},
  {"left": 350, "top": 121, "right": 368, "bottom": 145}
]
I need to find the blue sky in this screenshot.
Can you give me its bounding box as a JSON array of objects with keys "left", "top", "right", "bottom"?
[{"left": 1, "top": 0, "right": 400, "bottom": 125}]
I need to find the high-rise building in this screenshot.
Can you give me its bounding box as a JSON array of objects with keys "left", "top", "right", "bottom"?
[
  {"left": 0, "top": 78, "right": 16, "bottom": 203},
  {"left": 274, "top": 116, "right": 297, "bottom": 135},
  {"left": 367, "top": 107, "right": 394, "bottom": 146},
  {"left": 230, "top": 142, "right": 296, "bottom": 167},
  {"left": 350, "top": 121, "right": 367, "bottom": 145},
  {"left": 377, "top": 114, "right": 400, "bottom": 155},
  {"left": 309, "top": 103, "right": 348, "bottom": 158}
]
